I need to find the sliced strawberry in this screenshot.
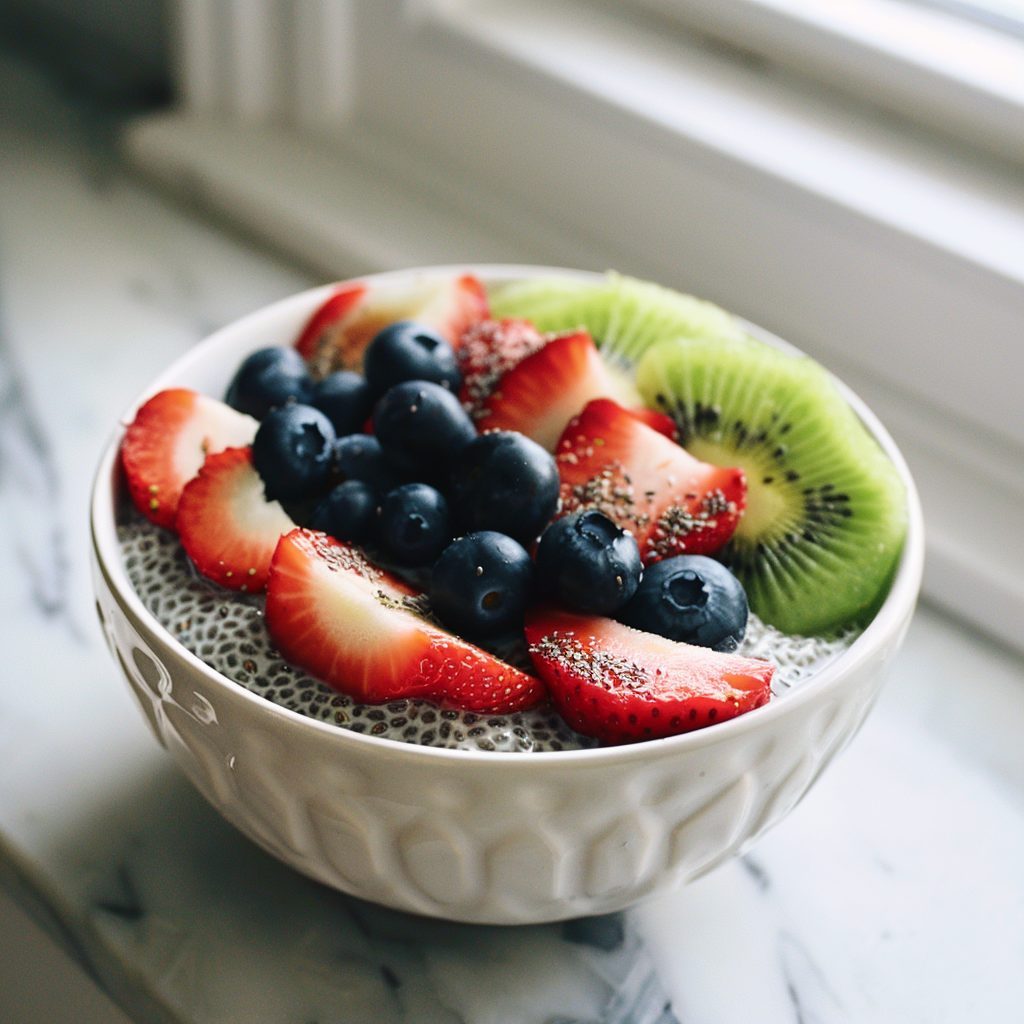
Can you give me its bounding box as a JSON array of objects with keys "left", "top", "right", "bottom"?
[
  {"left": 556, "top": 398, "right": 746, "bottom": 562},
  {"left": 294, "top": 283, "right": 368, "bottom": 363},
  {"left": 525, "top": 606, "right": 772, "bottom": 744},
  {"left": 457, "top": 317, "right": 546, "bottom": 419},
  {"left": 629, "top": 406, "right": 679, "bottom": 442},
  {"left": 478, "top": 329, "right": 640, "bottom": 450},
  {"left": 120, "top": 388, "right": 258, "bottom": 529},
  {"left": 265, "top": 529, "right": 546, "bottom": 713},
  {"left": 177, "top": 447, "right": 295, "bottom": 591},
  {"left": 296, "top": 274, "right": 489, "bottom": 376}
]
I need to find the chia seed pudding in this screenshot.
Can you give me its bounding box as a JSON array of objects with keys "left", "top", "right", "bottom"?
[{"left": 118, "top": 507, "right": 857, "bottom": 753}]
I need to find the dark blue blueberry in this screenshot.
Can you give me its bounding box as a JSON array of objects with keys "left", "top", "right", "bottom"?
[
  {"left": 252, "top": 403, "right": 336, "bottom": 501},
  {"left": 378, "top": 483, "right": 451, "bottom": 566},
  {"left": 430, "top": 532, "right": 533, "bottom": 637},
  {"left": 333, "top": 434, "right": 402, "bottom": 493},
  {"left": 373, "top": 381, "right": 476, "bottom": 477},
  {"left": 447, "top": 431, "right": 559, "bottom": 543},
  {"left": 535, "top": 510, "right": 642, "bottom": 615},
  {"left": 617, "top": 555, "right": 748, "bottom": 652},
  {"left": 225, "top": 346, "right": 313, "bottom": 419},
  {"left": 363, "top": 321, "right": 461, "bottom": 396},
  {"left": 309, "top": 480, "right": 378, "bottom": 543},
  {"left": 311, "top": 371, "right": 373, "bottom": 437}
]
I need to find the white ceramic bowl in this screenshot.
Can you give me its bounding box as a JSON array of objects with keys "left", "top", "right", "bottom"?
[{"left": 90, "top": 265, "right": 924, "bottom": 925}]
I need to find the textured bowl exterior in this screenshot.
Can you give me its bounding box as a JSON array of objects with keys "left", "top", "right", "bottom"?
[{"left": 91, "top": 266, "right": 924, "bottom": 925}]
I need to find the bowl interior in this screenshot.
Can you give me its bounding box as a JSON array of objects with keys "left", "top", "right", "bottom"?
[{"left": 91, "top": 264, "right": 925, "bottom": 765}]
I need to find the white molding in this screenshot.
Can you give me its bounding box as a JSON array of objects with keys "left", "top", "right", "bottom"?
[{"left": 626, "top": 0, "right": 1024, "bottom": 166}]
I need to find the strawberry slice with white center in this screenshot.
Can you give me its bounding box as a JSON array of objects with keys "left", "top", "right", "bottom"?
[
  {"left": 120, "top": 388, "right": 258, "bottom": 529},
  {"left": 556, "top": 398, "right": 746, "bottom": 562},
  {"left": 265, "top": 529, "right": 546, "bottom": 713},
  {"left": 525, "top": 606, "right": 772, "bottom": 744},
  {"left": 176, "top": 447, "right": 295, "bottom": 591},
  {"left": 478, "top": 329, "right": 640, "bottom": 451},
  {"left": 295, "top": 274, "right": 489, "bottom": 376}
]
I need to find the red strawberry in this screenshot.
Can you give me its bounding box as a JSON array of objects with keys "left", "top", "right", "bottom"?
[
  {"left": 629, "top": 406, "right": 679, "bottom": 442},
  {"left": 177, "top": 447, "right": 295, "bottom": 591},
  {"left": 478, "top": 329, "right": 640, "bottom": 450},
  {"left": 265, "top": 529, "right": 546, "bottom": 713},
  {"left": 295, "top": 274, "right": 489, "bottom": 376},
  {"left": 525, "top": 606, "right": 772, "bottom": 744},
  {"left": 457, "top": 318, "right": 546, "bottom": 419},
  {"left": 294, "top": 282, "right": 368, "bottom": 365},
  {"left": 556, "top": 398, "right": 746, "bottom": 562},
  {"left": 120, "top": 388, "right": 258, "bottom": 529}
]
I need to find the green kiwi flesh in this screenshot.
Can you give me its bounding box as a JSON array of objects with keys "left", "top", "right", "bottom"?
[
  {"left": 490, "top": 272, "right": 744, "bottom": 366},
  {"left": 635, "top": 337, "right": 908, "bottom": 636}
]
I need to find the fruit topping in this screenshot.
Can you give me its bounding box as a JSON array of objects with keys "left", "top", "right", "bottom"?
[
  {"left": 295, "top": 274, "right": 488, "bottom": 376},
  {"left": 478, "top": 329, "right": 639, "bottom": 451},
  {"left": 447, "top": 431, "right": 560, "bottom": 545},
  {"left": 635, "top": 336, "right": 908, "bottom": 634},
  {"left": 363, "top": 321, "right": 462, "bottom": 397},
  {"left": 457, "top": 317, "right": 546, "bottom": 419},
  {"left": 525, "top": 606, "right": 773, "bottom": 743},
  {"left": 534, "top": 510, "right": 642, "bottom": 615},
  {"left": 293, "top": 282, "right": 369, "bottom": 369},
  {"left": 309, "top": 479, "right": 378, "bottom": 543},
  {"left": 628, "top": 406, "right": 679, "bottom": 441},
  {"left": 176, "top": 447, "right": 295, "bottom": 591},
  {"left": 310, "top": 370, "right": 373, "bottom": 436},
  {"left": 618, "top": 555, "right": 748, "bottom": 652},
  {"left": 430, "top": 531, "right": 533, "bottom": 637},
  {"left": 373, "top": 380, "right": 477, "bottom": 477},
  {"left": 265, "top": 529, "right": 545, "bottom": 712},
  {"left": 556, "top": 398, "right": 746, "bottom": 563},
  {"left": 332, "top": 434, "right": 402, "bottom": 493},
  {"left": 377, "top": 482, "right": 451, "bottom": 566},
  {"left": 251, "top": 404, "right": 337, "bottom": 502},
  {"left": 120, "top": 388, "right": 259, "bottom": 529},
  {"left": 225, "top": 346, "right": 314, "bottom": 419},
  {"left": 489, "top": 271, "right": 745, "bottom": 366}
]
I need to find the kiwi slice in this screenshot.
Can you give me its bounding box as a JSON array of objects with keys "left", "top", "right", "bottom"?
[
  {"left": 635, "top": 337, "right": 907, "bottom": 636},
  {"left": 490, "top": 272, "right": 744, "bottom": 365}
]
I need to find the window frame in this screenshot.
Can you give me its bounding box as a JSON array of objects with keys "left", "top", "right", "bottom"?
[{"left": 621, "top": 0, "right": 1024, "bottom": 167}]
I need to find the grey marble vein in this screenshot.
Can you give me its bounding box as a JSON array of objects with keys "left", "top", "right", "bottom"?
[
  {"left": 0, "top": 290, "right": 80, "bottom": 640},
  {"left": 778, "top": 931, "right": 844, "bottom": 1024}
]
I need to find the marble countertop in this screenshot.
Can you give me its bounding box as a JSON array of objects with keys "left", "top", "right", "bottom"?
[{"left": 2, "top": 51, "right": 1023, "bottom": 1024}]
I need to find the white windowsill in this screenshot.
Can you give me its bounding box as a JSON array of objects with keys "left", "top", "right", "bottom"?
[{"left": 123, "top": 0, "right": 1024, "bottom": 653}]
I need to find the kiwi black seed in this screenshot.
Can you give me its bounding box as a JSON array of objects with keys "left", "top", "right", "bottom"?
[
  {"left": 489, "top": 271, "right": 745, "bottom": 366},
  {"left": 634, "top": 337, "right": 907, "bottom": 636}
]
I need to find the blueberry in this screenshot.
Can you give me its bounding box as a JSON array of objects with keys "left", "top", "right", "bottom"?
[
  {"left": 430, "top": 532, "right": 533, "bottom": 637},
  {"left": 378, "top": 483, "right": 451, "bottom": 566},
  {"left": 309, "top": 480, "right": 378, "bottom": 543},
  {"left": 333, "top": 434, "right": 402, "bottom": 493},
  {"left": 617, "top": 555, "right": 748, "bottom": 652},
  {"left": 252, "top": 403, "right": 336, "bottom": 501},
  {"left": 364, "top": 321, "right": 461, "bottom": 396},
  {"left": 447, "top": 431, "right": 559, "bottom": 543},
  {"left": 225, "top": 346, "right": 313, "bottom": 419},
  {"left": 373, "top": 381, "right": 476, "bottom": 477},
  {"left": 535, "top": 510, "right": 642, "bottom": 615},
  {"left": 311, "top": 371, "right": 373, "bottom": 436}
]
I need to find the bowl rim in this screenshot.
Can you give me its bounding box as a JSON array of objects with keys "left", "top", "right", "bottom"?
[{"left": 90, "top": 263, "right": 925, "bottom": 767}]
